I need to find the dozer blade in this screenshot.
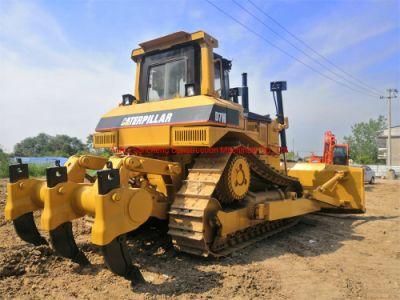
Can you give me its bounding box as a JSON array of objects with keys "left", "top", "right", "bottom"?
[
  {"left": 101, "top": 234, "right": 145, "bottom": 284},
  {"left": 288, "top": 163, "right": 365, "bottom": 213}
]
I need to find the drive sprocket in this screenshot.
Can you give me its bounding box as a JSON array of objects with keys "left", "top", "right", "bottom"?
[{"left": 215, "top": 155, "right": 250, "bottom": 204}]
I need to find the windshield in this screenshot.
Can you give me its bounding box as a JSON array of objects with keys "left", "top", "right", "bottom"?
[
  {"left": 334, "top": 147, "right": 346, "bottom": 157},
  {"left": 333, "top": 146, "right": 347, "bottom": 165},
  {"left": 147, "top": 59, "right": 186, "bottom": 101},
  {"left": 139, "top": 44, "right": 199, "bottom": 101}
]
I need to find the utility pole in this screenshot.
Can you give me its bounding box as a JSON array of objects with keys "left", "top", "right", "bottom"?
[
  {"left": 292, "top": 137, "right": 295, "bottom": 159},
  {"left": 380, "top": 89, "right": 398, "bottom": 167}
]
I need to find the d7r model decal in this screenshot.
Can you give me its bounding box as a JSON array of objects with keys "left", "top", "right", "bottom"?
[
  {"left": 95, "top": 105, "right": 240, "bottom": 131},
  {"left": 214, "top": 112, "right": 227, "bottom": 123}
]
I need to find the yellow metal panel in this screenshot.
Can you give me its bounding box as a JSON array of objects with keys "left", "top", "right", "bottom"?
[
  {"left": 93, "top": 131, "right": 118, "bottom": 148},
  {"left": 172, "top": 126, "right": 211, "bottom": 146},
  {"left": 121, "top": 155, "right": 181, "bottom": 176},
  {"left": 131, "top": 30, "right": 218, "bottom": 61},
  {"left": 217, "top": 207, "right": 254, "bottom": 237},
  {"left": 101, "top": 96, "right": 217, "bottom": 118},
  {"left": 134, "top": 60, "right": 141, "bottom": 100},
  {"left": 139, "top": 31, "right": 191, "bottom": 52},
  {"left": 118, "top": 126, "right": 170, "bottom": 147},
  {"left": 65, "top": 155, "right": 108, "bottom": 183},
  {"left": 40, "top": 182, "right": 88, "bottom": 231},
  {"left": 267, "top": 120, "right": 280, "bottom": 150},
  {"left": 91, "top": 187, "right": 153, "bottom": 245},
  {"left": 5, "top": 179, "right": 45, "bottom": 220},
  {"left": 264, "top": 199, "right": 321, "bottom": 221},
  {"left": 209, "top": 127, "right": 230, "bottom": 146},
  {"left": 191, "top": 31, "right": 218, "bottom": 47},
  {"left": 170, "top": 125, "right": 272, "bottom": 148},
  {"left": 200, "top": 43, "right": 215, "bottom": 96},
  {"left": 37, "top": 179, "right": 155, "bottom": 245}
]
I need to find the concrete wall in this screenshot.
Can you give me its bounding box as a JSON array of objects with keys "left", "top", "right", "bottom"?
[{"left": 392, "top": 137, "right": 400, "bottom": 165}]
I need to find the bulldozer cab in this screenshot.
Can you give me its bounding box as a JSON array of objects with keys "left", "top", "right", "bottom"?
[
  {"left": 333, "top": 145, "right": 349, "bottom": 165},
  {"left": 132, "top": 31, "right": 233, "bottom": 103}
]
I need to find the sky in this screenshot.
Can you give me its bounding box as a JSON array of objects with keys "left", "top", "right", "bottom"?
[{"left": 0, "top": 0, "right": 399, "bottom": 155}]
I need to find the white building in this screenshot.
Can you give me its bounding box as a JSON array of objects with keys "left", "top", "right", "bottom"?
[{"left": 377, "top": 125, "right": 400, "bottom": 165}]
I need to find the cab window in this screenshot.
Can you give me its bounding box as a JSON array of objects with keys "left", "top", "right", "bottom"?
[
  {"left": 139, "top": 44, "right": 200, "bottom": 101},
  {"left": 147, "top": 59, "right": 186, "bottom": 101},
  {"left": 214, "top": 56, "right": 231, "bottom": 100}
]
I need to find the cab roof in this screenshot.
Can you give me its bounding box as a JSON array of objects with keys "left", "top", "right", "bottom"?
[{"left": 131, "top": 31, "right": 218, "bottom": 62}]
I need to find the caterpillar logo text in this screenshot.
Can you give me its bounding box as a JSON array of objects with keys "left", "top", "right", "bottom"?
[{"left": 121, "top": 112, "right": 173, "bottom": 126}]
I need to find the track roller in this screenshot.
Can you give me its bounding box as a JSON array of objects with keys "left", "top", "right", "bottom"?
[
  {"left": 49, "top": 222, "right": 90, "bottom": 266},
  {"left": 101, "top": 234, "right": 145, "bottom": 284}
]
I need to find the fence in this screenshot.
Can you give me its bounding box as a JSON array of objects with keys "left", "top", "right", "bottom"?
[
  {"left": 365, "top": 165, "right": 400, "bottom": 178},
  {"left": 12, "top": 157, "right": 68, "bottom": 166}
]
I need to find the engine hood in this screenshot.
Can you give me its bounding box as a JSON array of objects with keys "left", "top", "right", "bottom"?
[{"left": 95, "top": 95, "right": 242, "bottom": 131}]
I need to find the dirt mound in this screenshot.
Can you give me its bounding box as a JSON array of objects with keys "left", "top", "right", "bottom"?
[{"left": 0, "top": 245, "right": 54, "bottom": 278}]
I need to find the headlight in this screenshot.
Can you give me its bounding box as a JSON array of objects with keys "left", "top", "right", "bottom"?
[
  {"left": 185, "top": 84, "right": 195, "bottom": 97},
  {"left": 121, "top": 94, "right": 135, "bottom": 106}
]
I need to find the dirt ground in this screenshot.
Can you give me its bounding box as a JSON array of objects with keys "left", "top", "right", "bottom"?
[{"left": 0, "top": 179, "right": 399, "bottom": 299}]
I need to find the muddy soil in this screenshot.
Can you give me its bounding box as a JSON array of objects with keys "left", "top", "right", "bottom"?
[{"left": 0, "top": 179, "right": 399, "bottom": 299}]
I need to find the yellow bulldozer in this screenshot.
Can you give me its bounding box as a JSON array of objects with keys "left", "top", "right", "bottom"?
[{"left": 5, "top": 31, "right": 365, "bottom": 283}]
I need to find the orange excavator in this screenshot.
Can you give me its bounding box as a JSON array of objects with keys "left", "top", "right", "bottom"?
[{"left": 309, "top": 131, "right": 349, "bottom": 165}]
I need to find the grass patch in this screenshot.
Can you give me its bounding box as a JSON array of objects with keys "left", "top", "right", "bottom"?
[
  {"left": 0, "top": 158, "right": 51, "bottom": 179},
  {"left": 28, "top": 164, "right": 51, "bottom": 178}
]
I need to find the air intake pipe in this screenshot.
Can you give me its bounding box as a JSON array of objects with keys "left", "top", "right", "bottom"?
[
  {"left": 270, "top": 81, "right": 288, "bottom": 173},
  {"left": 241, "top": 73, "right": 249, "bottom": 112}
]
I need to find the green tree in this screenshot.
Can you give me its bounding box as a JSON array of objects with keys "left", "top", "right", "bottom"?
[
  {"left": 86, "top": 134, "right": 94, "bottom": 151},
  {"left": 0, "top": 148, "right": 10, "bottom": 178},
  {"left": 344, "top": 116, "right": 386, "bottom": 164},
  {"left": 14, "top": 133, "right": 85, "bottom": 157}
]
